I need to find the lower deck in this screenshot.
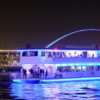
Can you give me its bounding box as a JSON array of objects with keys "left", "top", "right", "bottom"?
[
  {"left": 0, "top": 65, "right": 100, "bottom": 81},
  {"left": 0, "top": 67, "right": 100, "bottom": 80}
]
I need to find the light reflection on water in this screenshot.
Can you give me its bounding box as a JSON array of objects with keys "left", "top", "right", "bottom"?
[
  {"left": 1, "top": 80, "right": 100, "bottom": 100},
  {"left": 10, "top": 80, "right": 100, "bottom": 100}
]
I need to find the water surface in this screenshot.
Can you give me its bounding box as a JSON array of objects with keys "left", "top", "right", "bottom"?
[{"left": 1, "top": 80, "right": 100, "bottom": 100}]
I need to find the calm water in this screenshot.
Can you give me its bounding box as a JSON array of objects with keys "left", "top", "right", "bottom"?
[{"left": 1, "top": 80, "right": 100, "bottom": 100}]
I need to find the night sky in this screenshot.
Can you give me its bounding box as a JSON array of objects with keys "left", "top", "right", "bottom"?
[{"left": 0, "top": 1, "right": 100, "bottom": 49}]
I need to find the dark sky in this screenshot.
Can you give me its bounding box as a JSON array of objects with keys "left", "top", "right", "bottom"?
[{"left": 0, "top": 1, "right": 100, "bottom": 49}]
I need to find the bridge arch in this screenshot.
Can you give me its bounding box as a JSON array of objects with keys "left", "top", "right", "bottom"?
[{"left": 45, "top": 28, "right": 100, "bottom": 48}]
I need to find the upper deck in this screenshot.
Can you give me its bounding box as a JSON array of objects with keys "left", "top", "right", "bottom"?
[{"left": 0, "top": 49, "right": 100, "bottom": 66}]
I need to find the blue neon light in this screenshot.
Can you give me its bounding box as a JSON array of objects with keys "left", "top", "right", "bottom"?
[
  {"left": 12, "top": 79, "right": 40, "bottom": 83},
  {"left": 41, "top": 77, "right": 100, "bottom": 83},
  {"left": 12, "top": 77, "right": 100, "bottom": 83},
  {"left": 13, "top": 79, "right": 24, "bottom": 83},
  {"left": 46, "top": 28, "right": 100, "bottom": 48},
  {"left": 56, "top": 63, "right": 100, "bottom": 66}
]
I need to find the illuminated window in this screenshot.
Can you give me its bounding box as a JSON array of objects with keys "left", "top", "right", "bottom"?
[
  {"left": 41, "top": 51, "right": 45, "bottom": 56},
  {"left": 30, "top": 51, "right": 38, "bottom": 56},
  {"left": 22, "top": 51, "right": 27, "bottom": 56},
  {"left": 22, "top": 51, "right": 38, "bottom": 56}
]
